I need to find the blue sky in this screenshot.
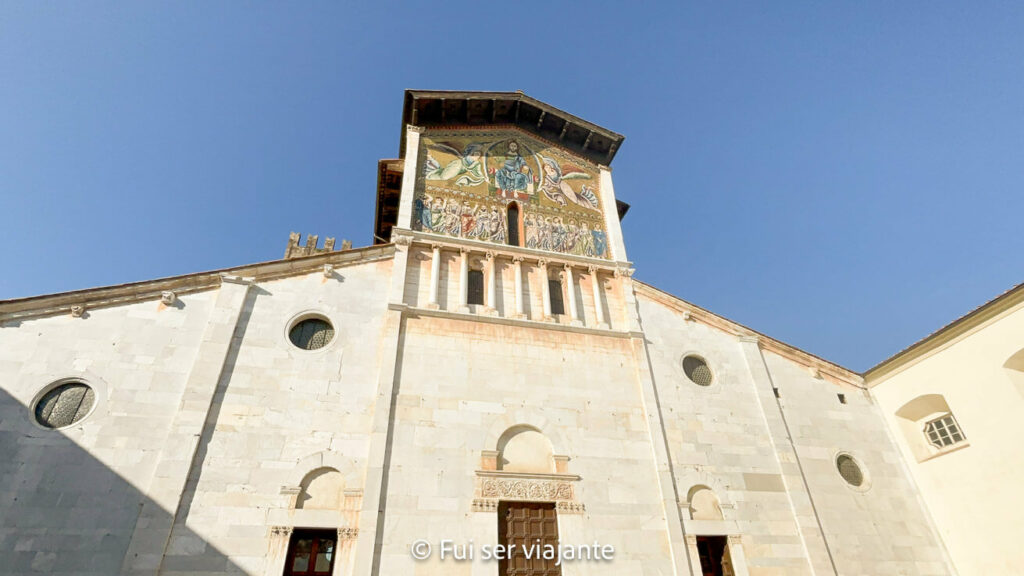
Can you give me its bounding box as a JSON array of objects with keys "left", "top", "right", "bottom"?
[{"left": 2, "top": 2, "right": 1021, "bottom": 371}]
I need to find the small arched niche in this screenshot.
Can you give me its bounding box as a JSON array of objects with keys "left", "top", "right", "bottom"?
[
  {"left": 296, "top": 467, "right": 345, "bottom": 510},
  {"left": 687, "top": 485, "right": 723, "bottom": 521},
  {"left": 496, "top": 425, "right": 555, "bottom": 474},
  {"left": 895, "top": 393, "right": 967, "bottom": 461},
  {"left": 1004, "top": 348, "right": 1024, "bottom": 399}
]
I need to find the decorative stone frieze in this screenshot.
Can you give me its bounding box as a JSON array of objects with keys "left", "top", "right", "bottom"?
[{"left": 480, "top": 477, "right": 574, "bottom": 501}]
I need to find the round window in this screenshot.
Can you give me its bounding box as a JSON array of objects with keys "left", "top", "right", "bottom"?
[
  {"left": 682, "top": 355, "right": 713, "bottom": 386},
  {"left": 836, "top": 454, "right": 864, "bottom": 487},
  {"left": 289, "top": 317, "right": 335, "bottom": 351},
  {"left": 35, "top": 382, "right": 96, "bottom": 429}
]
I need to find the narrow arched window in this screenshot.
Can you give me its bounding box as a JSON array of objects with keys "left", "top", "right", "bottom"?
[
  {"left": 468, "top": 269, "right": 484, "bottom": 305},
  {"left": 506, "top": 203, "right": 521, "bottom": 247}
]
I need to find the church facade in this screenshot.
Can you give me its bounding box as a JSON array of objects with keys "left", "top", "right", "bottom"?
[{"left": 0, "top": 90, "right": 996, "bottom": 576}]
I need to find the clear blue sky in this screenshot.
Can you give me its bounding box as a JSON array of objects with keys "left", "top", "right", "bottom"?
[{"left": 2, "top": 2, "right": 1021, "bottom": 371}]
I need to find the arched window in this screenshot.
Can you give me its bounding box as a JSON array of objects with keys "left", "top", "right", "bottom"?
[
  {"left": 895, "top": 394, "right": 968, "bottom": 461},
  {"left": 468, "top": 269, "right": 484, "bottom": 306},
  {"left": 496, "top": 425, "right": 555, "bottom": 474},
  {"left": 295, "top": 467, "right": 344, "bottom": 510},
  {"left": 687, "top": 485, "right": 723, "bottom": 520},
  {"left": 506, "top": 202, "right": 521, "bottom": 247}
]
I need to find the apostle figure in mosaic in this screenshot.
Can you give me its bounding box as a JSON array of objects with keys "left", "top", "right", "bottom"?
[
  {"left": 524, "top": 214, "right": 539, "bottom": 249},
  {"left": 578, "top": 221, "right": 595, "bottom": 257},
  {"left": 591, "top": 224, "right": 607, "bottom": 258},
  {"left": 460, "top": 201, "right": 477, "bottom": 239}
]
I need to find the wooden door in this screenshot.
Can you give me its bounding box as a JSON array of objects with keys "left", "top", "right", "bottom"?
[{"left": 499, "top": 502, "right": 561, "bottom": 576}]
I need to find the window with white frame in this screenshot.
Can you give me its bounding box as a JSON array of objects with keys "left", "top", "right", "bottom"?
[{"left": 924, "top": 414, "right": 965, "bottom": 449}]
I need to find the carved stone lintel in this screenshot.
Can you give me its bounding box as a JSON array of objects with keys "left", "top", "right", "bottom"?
[
  {"left": 480, "top": 478, "right": 574, "bottom": 501},
  {"left": 472, "top": 499, "right": 498, "bottom": 513},
  {"left": 555, "top": 501, "right": 586, "bottom": 515},
  {"left": 271, "top": 526, "right": 293, "bottom": 537},
  {"left": 161, "top": 291, "right": 177, "bottom": 305},
  {"left": 338, "top": 527, "right": 359, "bottom": 540},
  {"left": 70, "top": 306, "right": 85, "bottom": 318}
]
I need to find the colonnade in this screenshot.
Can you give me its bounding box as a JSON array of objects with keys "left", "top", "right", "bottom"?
[{"left": 424, "top": 244, "right": 607, "bottom": 326}]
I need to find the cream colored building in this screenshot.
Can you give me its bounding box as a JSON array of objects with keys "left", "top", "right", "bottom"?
[
  {"left": 0, "top": 90, "right": 1007, "bottom": 576},
  {"left": 865, "top": 283, "right": 1024, "bottom": 575}
]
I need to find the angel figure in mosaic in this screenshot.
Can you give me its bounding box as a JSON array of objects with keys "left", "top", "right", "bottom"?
[
  {"left": 538, "top": 156, "right": 599, "bottom": 211},
  {"left": 423, "top": 142, "right": 487, "bottom": 187}
]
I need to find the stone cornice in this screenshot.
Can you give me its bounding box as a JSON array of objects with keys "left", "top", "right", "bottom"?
[
  {"left": 0, "top": 245, "right": 396, "bottom": 323},
  {"left": 401, "top": 229, "right": 630, "bottom": 273},
  {"left": 389, "top": 302, "right": 634, "bottom": 339},
  {"left": 634, "top": 281, "right": 863, "bottom": 388}
]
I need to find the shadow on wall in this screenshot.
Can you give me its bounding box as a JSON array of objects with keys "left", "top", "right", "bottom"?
[{"left": 0, "top": 386, "right": 246, "bottom": 576}]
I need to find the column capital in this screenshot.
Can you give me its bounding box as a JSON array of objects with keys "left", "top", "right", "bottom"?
[
  {"left": 587, "top": 265, "right": 598, "bottom": 274},
  {"left": 538, "top": 258, "right": 548, "bottom": 268},
  {"left": 430, "top": 243, "right": 442, "bottom": 252},
  {"left": 563, "top": 263, "right": 573, "bottom": 271},
  {"left": 459, "top": 246, "right": 471, "bottom": 255},
  {"left": 406, "top": 124, "right": 425, "bottom": 134},
  {"left": 485, "top": 251, "right": 495, "bottom": 260},
  {"left": 512, "top": 255, "right": 524, "bottom": 264}
]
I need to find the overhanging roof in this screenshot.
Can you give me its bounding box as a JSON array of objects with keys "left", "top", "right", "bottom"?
[{"left": 400, "top": 90, "right": 625, "bottom": 166}]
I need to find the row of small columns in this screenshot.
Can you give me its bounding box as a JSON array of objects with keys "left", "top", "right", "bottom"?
[{"left": 426, "top": 244, "right": 606, "bottom": 325}]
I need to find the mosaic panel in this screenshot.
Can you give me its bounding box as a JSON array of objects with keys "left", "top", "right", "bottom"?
[{"left": 413, "top": 129, "right": 609, "bottom": 259}]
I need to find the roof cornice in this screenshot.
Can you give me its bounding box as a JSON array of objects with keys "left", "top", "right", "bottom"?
[
  {"left": 400, "top": 90, "right": 624, "bottom": 166},
  {"left": 0, "top": 245, "right": 396, "bottom": 323},
  {"left": 634, "top": 281, "right": 863, "bottom": 388},
  {"left": 863, "top": 281, "right": 1024, "bottom": 384}
]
